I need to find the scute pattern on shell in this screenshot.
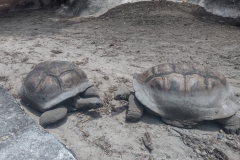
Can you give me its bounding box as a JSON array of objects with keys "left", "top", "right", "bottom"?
[
  {"left": 19, "top": 61, "right": 92, "bottom": 112},
  {"left": 133, "top": 62, "right": 239, "bottom": 122},
  {"left": 134, "top": 62, "right": 227, "bottom": 93}
]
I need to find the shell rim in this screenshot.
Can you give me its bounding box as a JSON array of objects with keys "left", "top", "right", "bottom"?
[
  {"left": 132, "top": 71, "right": 239, "bottom": 121},
  {"left": 19, "top": 81, "right": 92, "bottom": 112}
]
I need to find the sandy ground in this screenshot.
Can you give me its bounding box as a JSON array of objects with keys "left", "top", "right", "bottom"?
[{"left": 0, "top": 1, "right": 240, "bottom": 160}]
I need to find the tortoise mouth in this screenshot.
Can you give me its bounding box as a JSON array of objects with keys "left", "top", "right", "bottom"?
[{"left": 95, "top": 101, "right": 103, "bottom": 107}]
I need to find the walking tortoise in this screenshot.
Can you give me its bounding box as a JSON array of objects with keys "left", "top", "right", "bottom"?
[
  {"left": 19, "top": 61, "right": 103, "bottom": 126},
  {"left": 114, "top": 62, "right": 240, "bottom": 134}
]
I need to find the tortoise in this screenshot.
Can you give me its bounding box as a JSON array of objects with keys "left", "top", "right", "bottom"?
[
  {"left": 19, "top": 61, "right": 103, "bottom": 126},
  {"left": 114, "top": 62, "right": 240, "bottom": 134}
]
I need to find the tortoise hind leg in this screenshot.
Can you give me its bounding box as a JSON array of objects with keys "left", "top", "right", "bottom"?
[
  {"left": 216, "top": 111, "right": 240, "bottom": 135},
  {"left": 161, "top": 118, "right": 201, "bottom": 128},
  {"left": 39, "top": 104, "right": 68, "bottom": 127},
  {"left": 126, "top": 93, "right": 144, "bottom": 122},
  {"left": 80, "top": 86, "right": 99, "bottom": 98}
]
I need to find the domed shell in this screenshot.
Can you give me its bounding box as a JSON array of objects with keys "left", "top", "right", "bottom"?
[
  {"left": 19, "top": 61, "right": 92, "bottom": 112},
  {"left": 133, "top": 62, "right": 239, "bottom": 121}
]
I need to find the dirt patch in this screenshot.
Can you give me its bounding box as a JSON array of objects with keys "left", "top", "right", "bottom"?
[{"left": 0, "top": 1, "right": 240, "bottom": 159}]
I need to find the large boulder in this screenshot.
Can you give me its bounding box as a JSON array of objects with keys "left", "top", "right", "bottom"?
[
  {"left": 57, "top": 0, "right": 152, "bottom": 17},
  {"left": 57, "top": 0, "right": 240, "bottom": 18},
  {"left": 10, "top": 0, "right": 41, "bottom": 11},
  {"left": 0, "top": 0, "right": 20, "bottom": 12},
  {"left": 0, "top": 0, "right": 68, "bottom": 12},
  {"left": 170, "top": 0, "right": 240, "bottom": 18},
  {"left": 1, "top": 0, "right": 240, "bottom": 18},
  {"left": 0, "top": 85, "right": 77, "bottom": 160}
]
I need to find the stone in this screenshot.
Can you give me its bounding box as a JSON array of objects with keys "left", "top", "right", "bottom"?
[
  {"left": 0, "top": 85, "right": 76, "bottom": 160},
  {"left": 10, "top": 0, "right": 41, "bottom": 11}
]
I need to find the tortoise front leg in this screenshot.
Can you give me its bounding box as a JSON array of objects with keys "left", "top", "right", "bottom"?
[
  {"left": 217, "top": 111, "right": 240, "bottom": 135},
  {"left": 39, "top": 104, "right": 68, "bottom": 127},
  {"left": 126, "top": 93, "right": 144, "bottom": 122},
  {"left": 113, "top": 89, "right": 143, "bottom": 122},
  {"left": 74, "top": 94, "right": 103, "bottom": 110},
  {"left": 80, "top": 86, "right": 99, "bottom": 98}
]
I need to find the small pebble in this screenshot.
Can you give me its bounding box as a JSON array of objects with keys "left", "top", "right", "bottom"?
[
  {"left": 183, "top": 140, "right": 187, "bottom": 145},
  {"left": 226, "top": 135, "right": 233, "bottom": 140},
  {"left": 194, "top": 148, "right": 201, "bottom": 154},
  {"left": 201, "top": 151, "right": 207, "bottom": 157},
  {"left": 217, "top": 133, "right": 223, "bottom": 139},
  {"left": 51, "top": 49, "right": 63, "bottom": 54},
  {"left": 208, "top": 146, "right": 214, "bottom": 153}
]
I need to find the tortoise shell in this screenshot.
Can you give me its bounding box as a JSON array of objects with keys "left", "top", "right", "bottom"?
[
  {"left": 19, "top": 61, "right": 92, "bottom": 112},
  {"left": 133, "top": 62, "right": 239, "bottom": 121}
]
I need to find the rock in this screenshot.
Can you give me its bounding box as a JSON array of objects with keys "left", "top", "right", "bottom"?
[
  {"left": 217, "top": 133, "right": 223, "bottom": 140},
  {"left": 201, "top": 150, "right": 207, "bottom": 157},
  {"left": 226, "top": 135, "right": 233, "bottom": 140},
  {"left": 10, "top": 0, "right": 41, "bottom": 11},
  {"left": 51, "top": 48, "right": 63, "bottom": 54},
  {"left": 194, "top": 148, "right": 201, "bottom": 154},
  {"left": 58, "top": 0, "right": 240, "bottom": 18},
  {"left": 142, "top": 132, "right": 153, "bottom": 152},
  {"left": 0, "top": 0, "right": 20, "bottom": 12},
  {"left": 207, "top": 146, "right": 215, "bottom": 154},
  {"left": 0, "top": 85, "right": 76, "bottom": 160}
]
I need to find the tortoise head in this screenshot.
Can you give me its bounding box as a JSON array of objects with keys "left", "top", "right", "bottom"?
[
  {"left": 74, "top": 97, "right": 103, "bottom": 110},
  {"left": 113, "top": 89, "right": 131, "bottom": 101}
]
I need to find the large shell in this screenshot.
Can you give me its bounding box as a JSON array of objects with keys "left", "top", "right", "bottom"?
[
  {"left": 19, "top": 61, "right": 92, "bottom": 112},
  {"left": 133, "top": 62, "right": 239, "bottom": 121}
]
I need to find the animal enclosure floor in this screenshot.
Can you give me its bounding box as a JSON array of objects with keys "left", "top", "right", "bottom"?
[{"left": 0, "top": 1, "right": 240, "bottom": 160}]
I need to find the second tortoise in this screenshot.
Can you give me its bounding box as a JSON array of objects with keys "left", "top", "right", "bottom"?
[{"left": 114, "top": 62, "right": 240, "bottom": 134}]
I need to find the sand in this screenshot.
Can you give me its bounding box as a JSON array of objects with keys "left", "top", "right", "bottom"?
[{"left": 0, "top": 1, "right": 240, "bottom": 160}]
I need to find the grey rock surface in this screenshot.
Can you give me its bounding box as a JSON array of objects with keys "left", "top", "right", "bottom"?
[
  {"left": 57, "top": 0, "right": 240, "bottom": 18},
  {"left": 0, "top": 85, "right": 77, "bottom": 160},
  {"left": 57, "top": 0, "right": 151, "bottom": 17},
  {"left": 11, "top": 0, "right": 41, "bottom": 11}
]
